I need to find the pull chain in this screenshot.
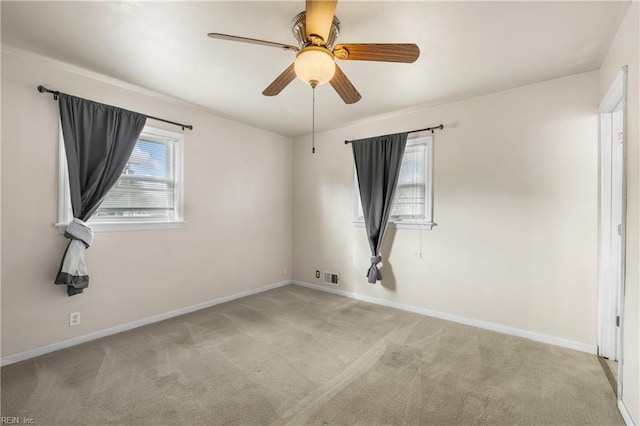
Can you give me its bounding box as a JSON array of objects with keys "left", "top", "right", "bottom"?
[{"left": 312, "top": 86, "right": 316, "bottom": 154}]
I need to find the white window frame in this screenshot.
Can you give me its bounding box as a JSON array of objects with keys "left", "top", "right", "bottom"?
[
  {"left": 56, "top": 125, "right": 185, "bottom": 232},
  {"left": 353, "top": 134, "right": 436, "bottom": 230}
]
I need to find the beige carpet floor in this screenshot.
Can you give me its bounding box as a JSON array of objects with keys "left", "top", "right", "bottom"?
[{"left": 1, "top": 284, "right": 622, "bottom": 425}]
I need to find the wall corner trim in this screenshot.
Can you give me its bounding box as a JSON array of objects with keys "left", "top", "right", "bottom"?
[
  {"left": 1, "top": 280, "right": 293, "bottom": 366},
  {"left": 618, "top": 399, "right": 636, "bottom": 426},
  {"left": 292, "top": 280, "right": 598, "bottom": 355}
]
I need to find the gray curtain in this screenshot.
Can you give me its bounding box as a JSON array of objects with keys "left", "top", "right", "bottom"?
[
  {"left": 55, "top": 94, "right": 146, "bottom": 296},
  {"left": 352, "top": 132, "right": 408, "bottom": 283}
]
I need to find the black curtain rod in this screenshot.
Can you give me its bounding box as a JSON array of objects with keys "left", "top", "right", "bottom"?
[
  {"left": 37, "top": 85, "right": 193, "bottom": 131},
  {"left": 344, "top": 124, "right": 443, "bottom": 144}
]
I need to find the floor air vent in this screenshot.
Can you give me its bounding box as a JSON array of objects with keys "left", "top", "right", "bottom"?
[{"left": 323, "top": 272, "right": 339, "bottom": 286}]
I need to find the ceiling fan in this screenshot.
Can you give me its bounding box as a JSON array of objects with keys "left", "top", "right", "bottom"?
[{"left": 207, "top": 0, "right": 420, "bottom": 104}]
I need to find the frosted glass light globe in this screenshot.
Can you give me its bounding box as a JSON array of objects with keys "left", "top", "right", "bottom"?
[{"left": 294, "top": 47, "right": 336, "bottom": 87}]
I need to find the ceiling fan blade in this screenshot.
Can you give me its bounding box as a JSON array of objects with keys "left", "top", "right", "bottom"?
[
  {"left": 333, "top": 44, "right": 420, "bottom": 63},
  {"left": 305, "top": 0, "right": 337, "bottom": 44},
  {"left": 330, "top": 64, "right": 361, "bottom": 104},
  {"left": 262, "top": 63, "right": 297, "bottom": 96},
  {"left": 208, "top": 33, "right": 298, "bottom": 52}
]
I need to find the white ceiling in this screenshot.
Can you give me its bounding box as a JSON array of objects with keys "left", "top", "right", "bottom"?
[{"left": 1, "top": 1, "right": 630, "bottom": 138}]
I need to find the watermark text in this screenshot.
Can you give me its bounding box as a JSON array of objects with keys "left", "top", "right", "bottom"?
[{"left": 1, "top": 417, "right": 35, "bottom": 424}]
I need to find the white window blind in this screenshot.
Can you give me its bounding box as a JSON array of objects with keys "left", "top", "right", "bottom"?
[
  {"left": 95, "top": 136, "right": 176, "bottom": 220},
  {"left": 391, "top": 140, "right": 426, "bottom": 219}
]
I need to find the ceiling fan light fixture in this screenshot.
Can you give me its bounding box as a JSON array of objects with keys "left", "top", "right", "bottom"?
[{"left": 294, "top": 47, "right": 336, "bottom": 87}]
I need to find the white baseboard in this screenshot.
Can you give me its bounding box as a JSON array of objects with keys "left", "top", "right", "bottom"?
[
  {"left": 1, "top": 280, "right": 292, "bottom": 366},
  {"left": 292, "top": 280, "right": 597, "bottom": 355},
  {"left": 619, "top": 399, "right": 636, "bottom": 426},
  {"left": 2, "top": 279, "right": 599, "bottom": 366}
]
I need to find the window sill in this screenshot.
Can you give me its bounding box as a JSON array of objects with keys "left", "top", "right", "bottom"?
[
  {"left": 55, "top": 220, "right": 185, "bottom": 233},
  {"left": 353, "top": 220, "right": 436, "bottom": 230}
]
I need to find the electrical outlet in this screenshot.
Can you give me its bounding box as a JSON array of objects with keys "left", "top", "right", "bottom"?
[
  {"left": 315, "top": 270, "right": 320, "bottom": 279},
  {"left": 283, "top": 266, "right": 288, "bottom": 275},
  {"left": 69, "top": 312, "right": 81, "bottom": 327}
]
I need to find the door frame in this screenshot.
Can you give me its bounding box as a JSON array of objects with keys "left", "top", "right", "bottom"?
[{"left": 597, "top": 66, "right": 627, "bottom": 398}]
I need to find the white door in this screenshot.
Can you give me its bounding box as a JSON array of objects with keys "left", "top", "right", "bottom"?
[
  {"left": 607, "top": 107, "right": 623, "bottom": 360},
  {"left": 598, "top": 68, "right": 626, "bottom": 372}
]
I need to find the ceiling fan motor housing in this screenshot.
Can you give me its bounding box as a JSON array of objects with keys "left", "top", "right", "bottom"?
[{"left": 292, "top": 11, "right": 340, "bottom": 49}]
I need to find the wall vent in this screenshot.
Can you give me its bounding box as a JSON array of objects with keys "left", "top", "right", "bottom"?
[{"left": 323, "top": 271, "right": 339, "bottom": 286}]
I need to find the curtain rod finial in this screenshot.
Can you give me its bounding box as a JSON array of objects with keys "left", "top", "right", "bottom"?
[{"left": 37, "top": 85, "right": 60, "bottom": 100}]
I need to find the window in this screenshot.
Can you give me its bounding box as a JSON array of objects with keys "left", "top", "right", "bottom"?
[
  {"left": 57, "top": 126, "right": 184, "bottom": 232},
  {"left": 354, "top": 134, "right": 435, "bottom": 230}
]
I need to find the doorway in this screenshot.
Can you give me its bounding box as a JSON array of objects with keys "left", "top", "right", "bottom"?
[{"left": 598, "top": 66, "right": 627, "bottom": 397}]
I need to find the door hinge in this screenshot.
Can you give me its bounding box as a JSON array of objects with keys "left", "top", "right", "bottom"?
[
  {"left": 618, "top": 224, "right": 622, "bottom": 235},
  {"left": 616, "top": 315, "right": 621, "bottom": 327},
  {"left": 619, "top": 132, "right": 624, "bottom": 143}
]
